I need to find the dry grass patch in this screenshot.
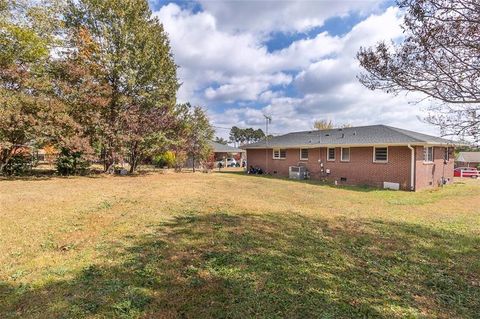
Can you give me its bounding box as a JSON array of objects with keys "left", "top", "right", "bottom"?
[{"left": 1, "top": 172, "right": 479, "bottom": 318}]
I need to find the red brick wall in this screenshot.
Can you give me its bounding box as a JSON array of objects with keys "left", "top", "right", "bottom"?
[
  {"left": 247, "top": 146, "right": 413, "bottom": 190},
  {"left": 322, "top": 146, "right": 412, "bottom": 189},
  {"left": 247, "top": 146, "right": 455, "bottom": 191},
  {"left": 414, "top": 146, "right": 454, "bottom": 190}
]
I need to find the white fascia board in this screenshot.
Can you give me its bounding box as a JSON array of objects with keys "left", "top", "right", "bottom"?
[{"left": 245, "top": 142, "right": 430, "bottom": 149}]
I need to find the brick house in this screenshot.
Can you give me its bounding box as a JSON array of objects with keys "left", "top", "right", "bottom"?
[
  {"left": 243, "top": 125, "right": 456, "bottom": 191},
  {"left": 184, "top": 141, "right": 245, "bottom": 168},
  {"left": 210, "top": 141, "right": 245, "bottom": 163},
  {"left": 456, "top": 152, "right": 480, "bottom": 168}
]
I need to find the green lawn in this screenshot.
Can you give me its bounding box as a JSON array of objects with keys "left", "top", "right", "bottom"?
[{"left": 1, "top": 172, "right": 479, "bottom": 318}]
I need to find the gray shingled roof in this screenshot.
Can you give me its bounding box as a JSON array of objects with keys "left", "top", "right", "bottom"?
[
  {"left": 242, "top": 125, "right": 456, "bottom": 149},
  {"left": 456, "top": 152, "right": 480, "bottom": 163},
  {"left": 210, "top": 141, "right": 245, "bottom": 153}
]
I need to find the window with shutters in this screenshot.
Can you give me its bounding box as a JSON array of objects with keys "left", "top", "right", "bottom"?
[
  {"left": 273, "top": 149, "right": 286, "bottom": 159},
  {"left": 300, "top": 149, "right": 309, "bottom": 160},
  {"left": 327, "top": 148, "right": 335, "bottom": 161},
  {"left": 374, "top": 147, "right": 388, "bottom": 163}
]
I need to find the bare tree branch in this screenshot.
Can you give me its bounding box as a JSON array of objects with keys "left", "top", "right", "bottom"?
[{"left": 357, "top": 0, "right": 480, "bottom": 144}]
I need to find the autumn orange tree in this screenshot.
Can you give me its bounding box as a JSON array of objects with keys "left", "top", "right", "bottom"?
[
  {"left": 64, "top": 0, "right": 179, "bottom": 172},
  {"left": 1, "top": 0, "right": 210, "bottom": 175},
  {"left": 0, "top": 0, "right": 73, "bottom": 173},
  {"left": 50, "top": 26, "right": 112, "bottom": 167}
]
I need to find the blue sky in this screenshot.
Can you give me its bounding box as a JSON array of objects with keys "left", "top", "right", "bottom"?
[{"left": 149, "top": 0, "right": 437, "bottom": 139}]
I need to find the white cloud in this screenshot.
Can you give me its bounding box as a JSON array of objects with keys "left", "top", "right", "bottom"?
[
  {"left": 295, "top": 59, "right": 351, "bottom": 94},
  {"left": 155, "top": 3, "right": 349, "bottom": 105},
  {"left": 156, "top": 4, "right": 278, "bottom": 75},
  {"left": 153, "top": 3, "right": 441, "bottom": 139},
  {"left": 204, "top": 73, "right": 292, "bottom": 102},
  {"left": 294, "top": 7, "right": 403, "bottom": 94},
  {"left": 198, "top": 0, "right": 384, "bottom": 33}
]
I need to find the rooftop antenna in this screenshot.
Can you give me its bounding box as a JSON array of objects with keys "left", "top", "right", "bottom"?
[{"left": 264, "top": 114, "right": 272, "bottom": 173}]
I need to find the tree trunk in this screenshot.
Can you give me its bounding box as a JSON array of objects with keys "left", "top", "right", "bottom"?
[
  {"left": 106, "top": 147, "right": 114, "bottom": 172},
  {"left": 0, "top": 147, "right": 16, "bottom": 175},
  {"left": 129, "top": 159, "right": 136, "bottom": 174},
  {"left": 129, "top": 141, "right": 140, "bottom": 174},
  {"left": 129, "top": 155, "right": 137, "bottom": 174},
  {"left": 101, "top": 146, "right": 108, "bottom": 172}
]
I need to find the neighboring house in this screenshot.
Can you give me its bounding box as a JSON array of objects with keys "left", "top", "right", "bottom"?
[
  {"left": 456, "top": 152, "right": 480, "bottom": 168},
  {"left": 210, "top": 141, "right": 245, "bottom": 165},
  {"left": 242, "top": 125, "right": 456, "bottom": 191},
  {"left": 184, "top": 141, "right": 245, "bottom": 168}
]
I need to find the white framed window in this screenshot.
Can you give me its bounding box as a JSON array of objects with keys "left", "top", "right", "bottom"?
[
  {"left": 327, "top": 148, "right": 335, "bottom": 161},
  {"left": 300, "top": 148, "right": 309, "bottom": 160},
  {"left": 373, "top": 147, "right": 388, "bottom": 163},
  {"left": 424, "top": 146, "right": 434, "bottom": 163},
  {"left": 444, "top": 147, "right": 450, "bottom": 161},
  {"left": 341, "top": 147, "right": 350, "bottom": 162},
  {"left": 273, "top": 149, "right": 286, "bottom": 159}
]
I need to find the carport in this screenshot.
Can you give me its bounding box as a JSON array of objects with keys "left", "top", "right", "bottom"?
[{"left": 210, "top": 141, "right": 245, "bottom": 167}]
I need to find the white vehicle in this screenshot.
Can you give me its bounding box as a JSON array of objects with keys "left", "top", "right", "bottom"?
[{"left": 215, "top": 158, "right": 237, "bottom": 167}]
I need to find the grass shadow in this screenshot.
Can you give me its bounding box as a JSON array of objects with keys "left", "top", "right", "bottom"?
[
  {"left": 217, "top": 170, "right": 379, "bottom": 192},
  {"left": 1, "top": 213, "right": 479, "bottom": 318}
]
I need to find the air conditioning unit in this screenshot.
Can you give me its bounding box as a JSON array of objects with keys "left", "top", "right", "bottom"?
[{"left": 289, "top": 166, "right": 307, "bottom": 180}]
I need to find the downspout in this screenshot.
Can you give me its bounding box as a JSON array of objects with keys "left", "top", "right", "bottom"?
[{"left": 407, "top": 144, "right": 415, "bottom": 191}]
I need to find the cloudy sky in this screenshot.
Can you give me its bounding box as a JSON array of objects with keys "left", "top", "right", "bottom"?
[{"left": 149, "top": 0, "right": 437, "bottom": 139}]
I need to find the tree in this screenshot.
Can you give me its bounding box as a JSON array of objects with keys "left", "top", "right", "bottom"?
[
  {"left": 357, "top": 0, "right": 480, "bottom": 143},
  {"left": 313, "top": 120, "right": 334, "bottom": 130},
  {"left": 50, "top": 26, "right": 112, "bottom": 167},
  {"left": 214, "top": 137, "right": 228, "bottom": 145},
  {"left": 169, "top": 103, "right": 213, "bottom": 172},
  {"left": 229, "top": 126, "right": 242, "bottom": 146},
  {"left": 64, "top": 0, "right": 178, "bottom": 172},
  {"left": 313, "top": 120, "right": 351, "bottom": 130},
  {"left": 0, "top": 0, "right": 70, "bottom": 174},
  {"left": 179, "top": 104, "right": 214, "bottom": 172},
  {"left": 168, "top": 103, "right": 193, "bottom": 171},
  {"left": 229, "top": 126, "right": 265, "bottom": 145},
  {"left": 246, "top": 128, "right": 265, "bottom": 143}
]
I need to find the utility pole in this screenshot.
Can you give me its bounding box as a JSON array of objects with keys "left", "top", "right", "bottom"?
[{"left": 263, "top": 114, "right": 272, "bottom": 173}]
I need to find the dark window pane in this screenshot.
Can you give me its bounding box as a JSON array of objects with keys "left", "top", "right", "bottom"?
[
  {"left": 375, "top": 148, "right": 388, "bottom": 161},
  {"left": 301, "top": 149, "right": 308, "bottom": 159}
]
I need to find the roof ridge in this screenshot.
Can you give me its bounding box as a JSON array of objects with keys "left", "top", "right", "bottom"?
[
  {"left": 382, "top": 125, "right": 432, "bottom": 142},
  {"left": 242, "top": 124, "right": 454, "bottom": 149},
  {"left": 285, "top": 124, "right": 385, "bottom": 135}
]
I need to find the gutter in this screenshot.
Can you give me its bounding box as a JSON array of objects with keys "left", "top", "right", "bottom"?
[
  {"left": 407, "top": 144, "right": 415, "bottom": 191},
  {"left": 243, "top": 142, "right": 444, "bottom": 150}
]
